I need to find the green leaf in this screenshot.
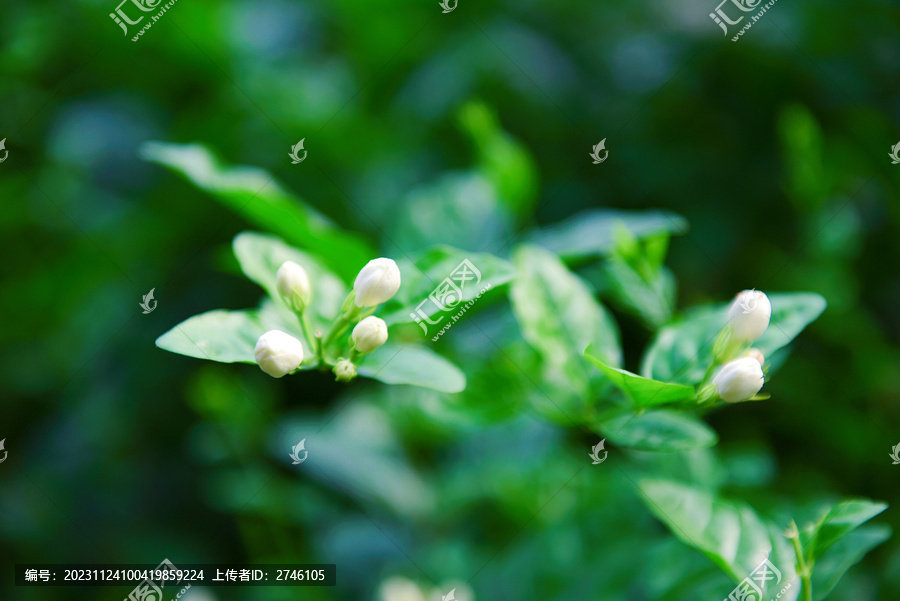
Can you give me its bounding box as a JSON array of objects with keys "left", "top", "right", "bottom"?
[
  {"left": 510, "top": 244, "right": 621, "bottom": 401},
  {"left": 638, "top": 479, "right": 799, "bottom": 598},
  {"left": 801, "top": 499, "right": 888, "bottom": 560},
  {"left": 811, "top": 525, "right": 891, "bottom": 600},
  {"left": 528, "top": 209, "right": 688, "bottom": 259},
  {"left": 754, "top": 293, "right": 828, "bottom": 356},
  {"left": 457, "top": 100, "right": 538, "bottom": 217},
  {"left": 585, "top": 351, "right": 695, "bottom": 407},
  {"left": 357, "top": 344, "right": 466, "bottom": 392},
  {"left": 381, "top": 245, "right": 516, "bottom": 329},
  {"left": 778, "top": 104, "right": 829, "bottom": 211},
  {"left": 597, "top": 257, "right": 675, "bottom": 329},
  {"left": 391, "top": 172, "right": 512, "bottom": 253},
  {"left": 596, "top": 409, "right": 717, "bottom": 451},
  {"left": 642, "top": 292, "right": 827, "bottom": 385},
  {"left": 232, "top": 231, "right": 347, "bottom": 330},
  {"left": 140, "top": 141, "right": 373, "bottom": 281},
  {"left": 156, "top": 307, "right": 286, "bottom": 364}
]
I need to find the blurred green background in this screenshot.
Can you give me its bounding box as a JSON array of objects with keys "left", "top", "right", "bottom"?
[{"left": 2, "top": 0, "right": 900, "bottom": 599}]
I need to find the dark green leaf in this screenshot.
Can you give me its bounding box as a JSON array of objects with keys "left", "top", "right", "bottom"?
[{"left": 140, "top": 141, "right": 373, "bottom": 281}]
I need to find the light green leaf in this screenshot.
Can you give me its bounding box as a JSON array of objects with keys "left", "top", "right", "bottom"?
[
  {"left": 156, "top": 308, "right": 282, "bottom": 364},
  {"left": 233, "top": 231, "right": 347, "bottom": 330},
  {"left": 528, "top": 209, "right": 688, "bottom": 259},
  {"left": 642, "top": 292, "right": 826, "bottom": 385},
  {"left": 510, "top": 244, "right": 621, "bottom": 402},
  {"left": 638, "top": 479, "right": 799, "bottom": 599},
  {"left": 391, "top": 172, "right": 512, "bottom": 253},
  {"left": 381, "top": 245, "right": 515, "bottom": 329},
  {"left": 598, "top": 257, "right": 675, "bottom": 329},
  {"left": 140, "top": 141, "right": 373, "bottom": 281},
  {"left": 801, "top": 499, "right": 888, "bottom": 560},
  {"left": 596, "top": 409, "right": 717, "bottom": 451},
  {"left": 811, "top": 525, "right": 891, "bottom": 600},
  {"left": 585, "top": 351, "right": 695, "bottom": 407},
  {"left": 357, "top": 344, "right": 466, "bottom": 392}
]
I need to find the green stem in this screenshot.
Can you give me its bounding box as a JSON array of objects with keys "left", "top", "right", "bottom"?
[
  {"left": 322, "top": 303, "right": 375, "bottom": 355},
  {"left": 788, "top": 520, "right": 813, "bottom": 601},
  {"left": 297, "top": 311, "right": 316, "bottom": 365},
  {"left": 314, "top": 330, "right": 326, "bottom": 368},
  {"left": 323, "top": 312, "right": 354, "bottom": 351}
]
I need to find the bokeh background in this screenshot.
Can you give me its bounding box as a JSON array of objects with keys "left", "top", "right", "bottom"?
[{"left": 2, "top": 0, "right": 900, "bottom": 599}]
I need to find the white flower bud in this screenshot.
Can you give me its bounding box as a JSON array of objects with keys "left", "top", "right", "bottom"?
[
  {"left": 727, "top": 289, "right": 772, "bottom": 342},
  {"left": 713, "top": 357, "right": 765, "bottom": 403},
  {"left": 333, "top": 359, "right": 358, "bottom": 382},
  {"left": 351, "top": 316, "right": 388, "bottom": 354},
  {"left": 276, "top": 261, "right": 312, "bottom": 312},
  {"left": 353, "top": 258, "right": 401, "bottom": 307},
  {"left": 254, "top": 330, "right": 304, "bottom": 378}
]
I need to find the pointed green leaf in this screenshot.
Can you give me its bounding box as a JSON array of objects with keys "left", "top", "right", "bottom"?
[
  {"left": 801, "top": 499, "right": 888, "bottom": 560},
  {"left": 156, "top": 308, "right": 285, "bottom": 364},
  {"left": 357, "top": 344, "right": 466, "bottom": 392},
  {"left": 585, "top": 351, "right": 695, "bottom": 407},
  {"left": 638, "top": 479, "right": 799, "bottom": 599}
]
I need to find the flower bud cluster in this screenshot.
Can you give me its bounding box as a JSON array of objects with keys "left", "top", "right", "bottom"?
[{"left": 255, "top": 257, "right": 401, "bottom": 380}]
